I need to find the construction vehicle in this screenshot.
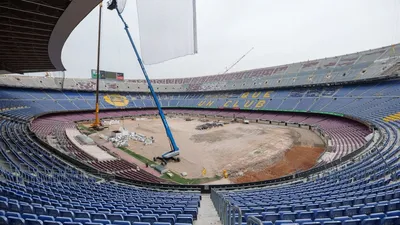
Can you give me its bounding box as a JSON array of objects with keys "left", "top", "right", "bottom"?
[{"left": 107, "top": 0, "right": 180, "bottom": 165}]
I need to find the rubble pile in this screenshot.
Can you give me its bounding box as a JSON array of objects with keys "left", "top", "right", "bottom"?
[
  {"left": 108, "top": 127, "right": 154, "bottom": 147},
  {"left": 102, "top": 119, "right": 120, "bottom": 126},
  {"left": 195, "top": 121, "right": 224, "bottom": 130}
]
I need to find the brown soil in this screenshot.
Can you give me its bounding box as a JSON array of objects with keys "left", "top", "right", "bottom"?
[
  {"left": 80, "top": 116, "right": 325, "bottom": 183},
  {"left": 231, "top": 146, "right": 324, "bottom": 183}
]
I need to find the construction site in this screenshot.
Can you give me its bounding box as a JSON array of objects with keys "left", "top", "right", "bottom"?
[{"left": 79, "top": 116, "right": 325, "bottom": 184}]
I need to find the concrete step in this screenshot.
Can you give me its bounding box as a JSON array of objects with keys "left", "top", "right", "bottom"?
[{"left": 195, "top": 194, "right": 222, "bottom": 225}]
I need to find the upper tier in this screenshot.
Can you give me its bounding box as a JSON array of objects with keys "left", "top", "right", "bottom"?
[{"left": 3, "top": 44, "right": 400, "bottom": 92}]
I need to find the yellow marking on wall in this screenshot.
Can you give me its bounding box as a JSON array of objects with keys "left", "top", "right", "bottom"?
[
  {"left": 104, "top": 94, "right": 129, "bottom": 107},
  {"left": 233, "top": 101, "right": 239, "bottom": 107},
  {"left": 197, "top": 101, "right": 206, "bottom": 107},
  {"left": 224, "top": 100, "right": 232, "bottom": 107},
  {"left": 255, "top": 100, "right": 266, "bottom": 108},
  {"left": 241, "top": 92, "right": 249, "bottom": 98},
  {"left": 244, "top": 100, "right": 255, "bottom": 108},
  {"left": 252, "top": 92, "right": 261, "bottom": 98},
  {"left": 205, "top": 101, "right": 214, "bottom": 107},
  {"left": 263, "top": 91, "right": 271, "bottom": 98}
]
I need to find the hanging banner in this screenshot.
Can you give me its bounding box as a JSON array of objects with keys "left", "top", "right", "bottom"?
[{"left": 136, "top": 0, "right": 198, "bottom": 64}]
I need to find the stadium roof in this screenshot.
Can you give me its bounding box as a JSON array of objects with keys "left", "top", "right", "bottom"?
[{"left": 0, "top": 0, "right": 101, "bottom": 74}]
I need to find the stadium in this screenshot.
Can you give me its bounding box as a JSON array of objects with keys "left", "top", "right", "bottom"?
[{"left": 1, "top": 1, "right": 400, "bottom": 225}]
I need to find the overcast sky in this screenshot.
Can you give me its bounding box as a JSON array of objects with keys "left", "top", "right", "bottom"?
[{"left": 56, "top": 0, "right": 400, "bottom": 79}]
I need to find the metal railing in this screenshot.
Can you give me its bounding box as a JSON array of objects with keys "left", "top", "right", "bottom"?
[
  {"left": 211, "top": 189, "right": 242, "bottom": 225},
  {"left": 246, "top": 216, "right": 263, "bottom": 225}
]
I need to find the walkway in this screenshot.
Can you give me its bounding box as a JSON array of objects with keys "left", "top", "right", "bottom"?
[{"left": 195, "top": 194, "right": 222, "bottom": 225}]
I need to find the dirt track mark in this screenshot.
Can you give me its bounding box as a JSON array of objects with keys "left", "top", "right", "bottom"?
[{"left": 190, "top": 130, "right": 243, "bottom": 143}]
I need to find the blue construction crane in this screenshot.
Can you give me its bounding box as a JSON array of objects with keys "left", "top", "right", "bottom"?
[{"left": 107, "top": 0, "right": 180, "bottom": 165}]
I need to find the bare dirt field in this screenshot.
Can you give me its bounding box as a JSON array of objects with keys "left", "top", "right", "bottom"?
[
  {"left": 232, "top": 146, "right": 324, "bottom": 183},
  {"left": 82, "top": 116, "right": 325, "bottom": 183}
]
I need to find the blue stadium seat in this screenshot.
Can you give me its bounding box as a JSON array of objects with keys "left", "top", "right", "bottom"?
[
  {"left": 314, "top": 218, "right": 330, "bottom": 224},
  {"left": 342, "top": 219, "right": 361, "bottom": 225},
  {"left": 345, "top": 207, "right": 360, "bottom": 217},
  {"left": 93, "top": 219, "right": 111, "bottom": 225},
  {"left": 158, "top": 215, "right": 175, "bottom": 225},
  {"left": 0, "top": 201, "right": 7, "bottom": 211},
  {"left": 8, "top": 216, "right": 24, "bottom": 225},
  {"left": 107, "top": 214, "right": 124, "bottom": 222},
  {"left": 124, "top": 215, "right": 140, "bottom": 224},
  {"left": 274, "top": 220, "right": 294, "bottom": 225},
  {"left": 381, "top": 216, "right": 400, "bottom": 225},
  {"left": 263, "top": 213, "right": 280, "bottom": 222},
  {"left": 386, "top": 210, "right": 400, "bottom": 217},
  {"left": 43, "top": 221, "right": 62, "bottom": 225},
  {"left": 6, "top": 212, "right": 20, "bottom": 218},
  {"left": 63, "top": 222, "right": 84, "bottom": 225},
  {"left": 314, "top": 210, "right": 330, "bottom": 219},
  {"left": 132, "top": 223, "right": 151, "bottom": 225},
  {"left": 22, "top": 213, "right": 38, "bottom": 220},
  {"left": 369, "top": 212, "right": 385, "bottom": 220},
  {"left": 56, "top": 217, "right": 73, "bottom": 223},
  {"left": 21, "top": 205, "right": 34, "bottom": 214},
  {"left": 92, "top": 214, "right": 107, "bottom": 220},
  {"left": 297, "top": 212, "right": 313, "bottom": 220},
  {"left": 281, "top": 212, "right": 296, "bottom": 221},
  {"left": 0, "top": 216, "right": 7, "bottom": 225},
  {"left": 294, "top": 219, "right": 312, "bottom": 225},
  {"left": 38, "top": 215, "right": 55, "bottom": 221},
  {"left": 113, "top": 221, "right": 131, "bottom": 225},
  {"left": 75, "top": 212, "right": 91, "bottom": 219},
  {"left": 141, "top": 216, "right": 158, "bottom": 225},
  {"left": 360, "top": 218, "right": 380, "bottom": 225},
  {"left": 74, "top": 218, "right": 91, "bottom": 223},
  {"left": 176, "top": 216, "right": 192, "bottom": 225},
  {"left": 9, "top": 202, "right": 20, "bottom": 212},
  {"left": 153, "top": 223, "right": 171, "bottom": 225},
  {"left": 47, "top": 209, "right": 59, "bottom": 217},
  {"left": 261, "top": 222, "right": 273, "bottom": 225}
]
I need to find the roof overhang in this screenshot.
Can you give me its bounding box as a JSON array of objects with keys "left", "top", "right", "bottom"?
[{"left": 0, "top": 0, "right": 101, "bottom": 74}]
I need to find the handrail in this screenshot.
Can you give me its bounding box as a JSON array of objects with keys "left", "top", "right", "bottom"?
[
  {"left": 231, "top": 205, "right": 242, "bottom": 225},
  {"left": 246, "top": 216, "right": 263, "bottom": 225}
]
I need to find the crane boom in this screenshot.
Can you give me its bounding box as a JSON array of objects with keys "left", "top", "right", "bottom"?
[
  {"left": 223, "top": 47, "right": 254, "bottom": 74},
  {"left": 108, "top": 1, "right": 180, "bottom": 160}
]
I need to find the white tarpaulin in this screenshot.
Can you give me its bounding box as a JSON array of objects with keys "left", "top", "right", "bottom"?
[{"left": 136, "top": 0, "right": 198, "bottom": 64}]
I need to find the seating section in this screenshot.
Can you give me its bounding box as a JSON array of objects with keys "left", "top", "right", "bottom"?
[
  {"left": 383, "top": 112, "right": 400, "bottom": 122},
  {"left": 0, "top": 80, "right": 399, "bottom": 121},
  {"left": 31, "top": 114, "right": 165, "bottom": 184},
  {"left": 0, "top": 180, "right": 200, "bottom": 225},
  {"left": 211, "top": 85, "right": 400, "bottom": 225},
  {"left": 3, "top": 81, "right": 400, "bottom": 178},
  {"left": 1, "top": 44, "right": 400, "bottom": 93},
  {"left": 0, "top": 50, "right": 399, "bottom": 225}
]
